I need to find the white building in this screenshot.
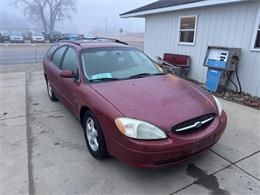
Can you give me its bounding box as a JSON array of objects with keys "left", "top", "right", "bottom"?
[{"left": 121, "top": 0, "right": 260, "bottom": 96}]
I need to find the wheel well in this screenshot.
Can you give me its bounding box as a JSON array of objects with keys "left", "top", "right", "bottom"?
[{"left": 80, "top": 106, "right": 91, "bottom": 127}]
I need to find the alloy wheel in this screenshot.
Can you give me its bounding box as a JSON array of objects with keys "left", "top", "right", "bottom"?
[
  {"left": 85, "top": 117, "right": 99, "bottom": 152},
  {"left": 47, "top": 80, "right": 52, "bottom": 98}
]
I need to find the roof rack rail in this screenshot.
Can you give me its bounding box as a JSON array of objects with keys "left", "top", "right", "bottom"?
[
  {"left": 57, "top": 37, "right": 128, "bottom": 46},
  {"left": 82, "top": 37, "right": 128, "bottom": 45},
  {"left": 58, "top": 39, "right": 81, "bottom": 46}
]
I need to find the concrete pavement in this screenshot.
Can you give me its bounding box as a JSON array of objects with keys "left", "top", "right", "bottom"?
[
  {"left": 0, "top": 68, "right": 259, "bottom": 195},
  {"left": 0, "top": 72, "right": 29, "bottom": 195}
]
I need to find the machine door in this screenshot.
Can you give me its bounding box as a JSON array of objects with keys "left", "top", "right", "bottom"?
[
  {"left": 206, "top": 48, "right": 228, "bottom": 69},
  {"left": 205, "top": 69, "right": 223, "bottom": 92}
]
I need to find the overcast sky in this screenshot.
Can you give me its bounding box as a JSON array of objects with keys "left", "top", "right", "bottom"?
[{"left": 0, "top": 0, "right": 155, "bottom": 33}]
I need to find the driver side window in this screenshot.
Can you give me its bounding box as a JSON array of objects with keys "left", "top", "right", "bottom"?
[
  {"left": 61, "top": 47, "right": 78, "bottom": 76},
  {"left": 52, "top": 46, "right": 67, "bottom": 68}
]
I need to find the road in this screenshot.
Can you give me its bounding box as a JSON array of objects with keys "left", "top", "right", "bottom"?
[
  {"left": 0, "top": 42, "right": 144, "bottom": 65},
  {"left": 0, "top": 45, "right": 49, "bottom": 65}
]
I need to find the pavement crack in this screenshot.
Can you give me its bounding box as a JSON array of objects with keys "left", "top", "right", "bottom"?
[
  {"left": 234, "top": 164, "right": 260, "bottom": 182},
  {"left": 186, "top": 163, "right": 230, "bottom": 195},
  {"left": 0, "top": 115, "right": 26, "bottom": 121},
  {"left": 210, "top": 149, "right": 260, "bottom": 181},
  {"left": 29, "top": 109, "right": 66, "bottom": 117},
  {"left": 169, "top": 148, "right": 260, "bottom": 195},
  {"left": 169, "top": 162, "right": 233, "bottom": 195},
  {"left": 25, "top": 71, "right": 35, "bottom": 195}
]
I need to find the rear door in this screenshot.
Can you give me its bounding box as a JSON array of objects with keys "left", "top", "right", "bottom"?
[
  {"left": 59, "top": 46, "right": 80, "bottom": 113},
  {"left": 47, "top": 46, "right": 67, "bottom": 98}
]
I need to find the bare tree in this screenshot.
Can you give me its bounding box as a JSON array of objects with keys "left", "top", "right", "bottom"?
[{"left": 13, "top": 0, "right": 77, "bottom": 33}]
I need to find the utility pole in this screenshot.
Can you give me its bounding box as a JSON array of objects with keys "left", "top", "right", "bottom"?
[
  {"left": 105, "top": 19, "right": 108, "bottom": 37},
  {"left": 119, "top": 28, "right": 124, "bottom": 40}
]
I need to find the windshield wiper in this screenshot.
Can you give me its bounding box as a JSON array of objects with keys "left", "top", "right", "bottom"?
[
  {"left": 129, "top": 72, "right": 166, "bottom": 79},
  {"left": 89, "top": 77, "right": 120, "bottom": 82}
]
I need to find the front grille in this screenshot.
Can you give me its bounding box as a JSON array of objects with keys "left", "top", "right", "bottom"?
[{"left": 172, "top": 113, "right": 215, "bottom": 134}]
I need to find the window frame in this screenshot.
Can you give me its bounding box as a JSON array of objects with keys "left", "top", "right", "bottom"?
[
  {"left": 60, "top": 46, "right": 80, "bottom": 79},
  {"left": 51, "top": 46, "right": 68, "bottom": 68},
  {"left": 177, "top": 15, "right": 198, "bottom": 46},
  {"left": 251, "top": 9, "right": 260, "bottom": 52},
  {"left": 45, "top": 44, "right": 60, "bottom": 60}
]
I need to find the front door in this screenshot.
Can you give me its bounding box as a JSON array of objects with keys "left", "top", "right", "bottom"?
[
  {"left": 48, "top": 46, "right": 67, "bottom": 98},
  {"left": 59, "top": 47, "right": 80, "bottom": 114}
]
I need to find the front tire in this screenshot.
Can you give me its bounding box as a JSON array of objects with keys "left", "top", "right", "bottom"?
[
  {"left": 83, "top": 111, "right": 108, "bottom": 159},
  {"left": 46, "top": 78, "right": 58, "bottom": 101}
]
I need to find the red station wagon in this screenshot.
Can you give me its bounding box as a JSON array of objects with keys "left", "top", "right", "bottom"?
[{"left": 43, "top": 38, "right": 227, "bottom": 168}]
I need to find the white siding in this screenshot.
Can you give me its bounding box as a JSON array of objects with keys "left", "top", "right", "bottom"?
[{"left": 144, "top": 1, "right": 260, "bottom": 96}]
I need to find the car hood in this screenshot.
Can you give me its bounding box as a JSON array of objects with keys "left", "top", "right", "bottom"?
[
  {"left": 32, "top": 36, "right": 44, "bottom": 39},
  {"left": 90, "top": 74, "right": 217, "bottom": 131},
  {"left": 10, "top": 36, "right": 23, "bottom": 39}
]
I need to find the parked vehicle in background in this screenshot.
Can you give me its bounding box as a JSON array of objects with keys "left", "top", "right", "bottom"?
[
  {"left": 0, "top": 33, "right": 4, "bottom": 43},
  {"left": 83, "top": 33, "right": 96, "bottom": 39},
  {"left": 42, "top": 32, "right": 50, "bottom": 41},
  {"left": 0, "top": 31, "right": 10, "bottom": 41},
  {"left": 49, "top": 31, "right": 62, "bottom": 43},
  {"left": 62, "top": 33, "right": 81, "bottom": 40},
  {"left": 30, "top": 32, "right": 45, "bottom": 43},
  {"left": 10, "top": 31, "right": 24, "bottom": 43},
  {"left": 23, "top": 31, "right": 31, "bottom": 40},
  {"left": 43, "top": 38, "right": 227, "bottom": 168}
]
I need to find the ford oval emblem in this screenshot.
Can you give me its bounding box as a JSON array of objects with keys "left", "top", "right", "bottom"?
[{"left": 194, "top": 121, "right": 203, "bottom": 128}]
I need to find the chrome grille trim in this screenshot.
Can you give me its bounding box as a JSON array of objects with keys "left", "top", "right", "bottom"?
[
  {"left": 171, "top": 113, "right": 216, "bottom": 134},
  {"left": 175, "top": 117, "right": 214, "bottom": 132}
]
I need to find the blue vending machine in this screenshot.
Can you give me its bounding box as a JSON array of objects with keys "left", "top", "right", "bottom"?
[{"left": 204, "top": 46, "right": 241, "bottom": 92}]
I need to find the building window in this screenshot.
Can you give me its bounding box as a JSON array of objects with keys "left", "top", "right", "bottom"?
[
  {"left": 178, "top": 15, "right": 197, "bottom": 45},
  {"left": 252, "top": 11, "right": 260, "bottom": 50}
]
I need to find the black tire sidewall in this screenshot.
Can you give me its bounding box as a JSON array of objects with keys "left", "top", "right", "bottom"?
[
  {"left": 46, "top": 79, "right": 57, "bottom": 101},
  {"left": 83, "top": 111, "right": 108, "bottom": 159}
]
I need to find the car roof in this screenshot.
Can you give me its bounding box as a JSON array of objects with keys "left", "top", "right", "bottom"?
[
  {"left": 58, "top": 38, "right": 130, "bottom": 50},
  {"left": 32, "top": 32, "right": 43, "bottom": 35},
  {"left": 10, "top": 31, "right": 23, "bottom": 35},
  {"left": 80, "top": 42, "right": 129, "bottom": 49}
]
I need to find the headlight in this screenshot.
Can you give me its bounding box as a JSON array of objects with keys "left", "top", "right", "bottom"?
[
  {"left": 115, "top": 118, "right": 167, "bottom": 140},
  {"left": 213, "top": 96, "right": 223, "bottom": 116}
]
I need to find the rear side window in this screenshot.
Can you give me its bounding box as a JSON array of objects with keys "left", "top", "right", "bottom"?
[
  {"left": 52, "top": 46, "right": 67, "bottom": 67},
  {"left": 61, "top": 47, "right": 78, "bottom": 74},
  {"left": 46, "top": 44, "right": 59, "bottom": 59}
]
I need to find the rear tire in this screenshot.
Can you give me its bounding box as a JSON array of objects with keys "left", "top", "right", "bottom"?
[
  {"left": 46, "top": 78, "right": 58, "bottom": 101},
  {"left": 83, "top": 111, "right": 108, "bottom": 160}
]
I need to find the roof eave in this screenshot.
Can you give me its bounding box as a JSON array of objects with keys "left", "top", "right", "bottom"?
[{"left": 120, "top": 0, "right": 243, "bottom": 18}]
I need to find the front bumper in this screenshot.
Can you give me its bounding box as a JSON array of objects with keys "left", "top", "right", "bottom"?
[
  {"left": 32, "top": 39, "right": 45, "bottom": 43},
  {"left": 50, "top": 38, "right": 60, "bottom": 42},
  {"left": 111, "top": 111, "right": 227, "bottom": 168},
  {"left": 10, "top": 39, "right": 24, "bottom": 43}
]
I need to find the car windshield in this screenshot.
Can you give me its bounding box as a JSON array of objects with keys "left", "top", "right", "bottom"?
[
  {"left": 32, "top": 32, "right": 42, "bottom": 36},
  {"left": 11, "top": 32, "right": 22, "bottom": 36},
  {"left": 2, "top": 31, "right": 9, "bottom": 35},
  {"left": 52, "top": 32, "right": 61, "bottom": 35},
  {"left": 64, "top": 33, "right": 79, "bottom": 38},
  {"left": 81, "top": 48, "right": 164, "bottom": 82}
]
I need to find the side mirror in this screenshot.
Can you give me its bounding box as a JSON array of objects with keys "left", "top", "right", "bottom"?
[{"left": 60, "top": 70, "right": 74, "bottom": 78}]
